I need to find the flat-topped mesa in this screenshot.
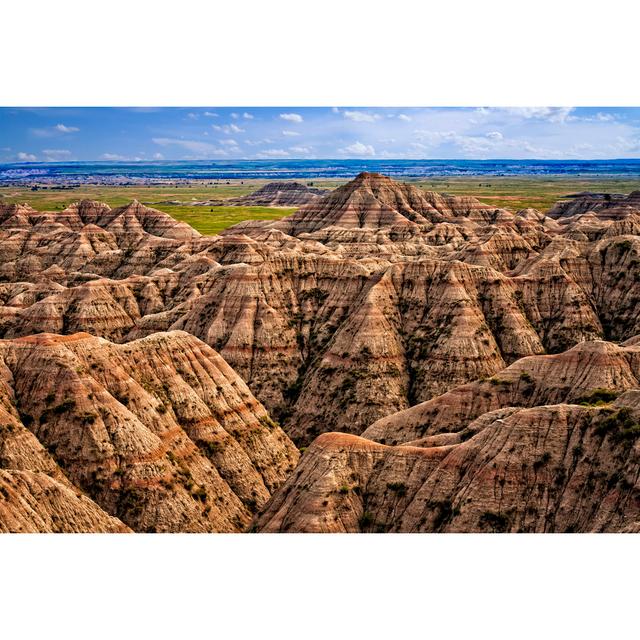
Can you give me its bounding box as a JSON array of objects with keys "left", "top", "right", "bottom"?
[
  {"left": 228, "top": 181, "right": 330, "bottom": 207},
  {"left": 549, "top": 190, "right": 640, "bottom": 220},
  {"left": 270, "top": 172, "right": 509, "bottom": 236}
]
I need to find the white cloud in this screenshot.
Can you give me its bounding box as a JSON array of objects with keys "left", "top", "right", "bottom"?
[
  {"left": 153, "top": 152, "right": 164, "bottom": 160},
  {"left": 212, "top": 124, "right": 244, "bottom": 134},
  {"left": 42, "top": 148, "right": 72, "bottom": 161},
  {"left": 31, "top": 123, "right": 79, "bottom": 137},
  {"left": 17, "top": 152, "right": 37, "bottom": 161},
  {"left": 501, "top": 107, "right": 575, "bottom": 123},
  {"left": 187, "top": 113, "right": 198, "bottom": 120},
  {"left": 100, "top": 153, "right": 128, "bottom": 161},
  {"left": 219, "top": 138, "right": 238, "bottom": 146},
  {"left": 203, "top": 111, "right": 219, "bottom": 117},
  {"left": 279, "top": 113, "right": 303, "bottom": 123},
  {"left": 339, "top": 141, "right": 375, "bottom": 156},
  {"left": 55, "top": 123, "right": 79, "bottom": 133},
  {"left": 289, "top": 146, "right": 312, "bottom": 154},
  {"left": 398, "top": 114, "right": 412, "bottom": 122},
  {"left": 343, "top": 110, "right": 381, "bottom": 123},
  {"left": 243, "top": 112, "right": 254, "bottom": 119},
  {"left": 486, "top": 131, "right": 503, "bottom": 140},
  {"left": 282, "top": 130, "right": 301, "bottom": 137},
  {"left": 230, "top": 113, "right": 239, "bottom": 119}
]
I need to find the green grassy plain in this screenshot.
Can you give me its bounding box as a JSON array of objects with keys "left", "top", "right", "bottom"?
[
  {"left": 2, "top": 176, "right": 639, "bottom": 235},
  {"left": 411, "top": 176, "right": 640, "bottom": 211},
  {"left": 155, "top": 205, "right": 296, "bottom": 235}
]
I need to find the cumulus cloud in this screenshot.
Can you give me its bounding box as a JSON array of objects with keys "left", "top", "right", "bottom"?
[
  {"left": 203, "top": 111, "right": 219, "bottom": 117},
  {"left": 212, "top": 124, "right": 244, "bottom": 134},
  {"left": 486, "top": 131, "right": 503, "bottom": 140},
  {"left": 279, "top": 113, "right": 303, "bottom": 123},
  {"left": 339, "top": 141, "right": 375, "bottom": 156},
  {"left": 500, "top": 107, "right": 575, "bottom": 123},
  {"left": 219, "top": 138, "right": 238, "bottom": 146},
  {"left": 282, "top": 130, "right": 301, "bottom": 137},
  {"left": 397, "top": 114, "right": 412, "bottom": 122},
  {"left": 55, "top": 123, "right": 80, "bottom": 133},
  {"left": 243, "top": 112, "right": 254, "bottom": 119},
  {"left": 343, "top": 110, "right": 381, "bottom": 123},
  {"left": 17, "top": 151, "right": 37, "bottom": 161},
  {"left": 153, "top": 152, "right": 164, "bottom": 160}
]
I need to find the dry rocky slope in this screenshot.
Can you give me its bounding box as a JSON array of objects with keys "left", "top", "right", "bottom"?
[
  {"left": 1, "top": 173, "right": 637, "bottom": 445},
  {"left": 0, "top": 331, "right": 297, "bottom": 532},
  {"left": 1, "top": 172, "right": 639, "bottom": 532},
  {"left": 255, "top": 338, "right": 640, "bottom": 533}
]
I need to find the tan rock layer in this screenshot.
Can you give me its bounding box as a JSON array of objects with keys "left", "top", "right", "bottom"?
[{"left": 0, "top": 331, "right": 298, "bottom": 532}]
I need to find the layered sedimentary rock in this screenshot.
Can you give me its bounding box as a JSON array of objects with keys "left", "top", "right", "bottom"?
[
  {"left": 227, "top": 181, "right": 329, "bottom": 207},
  {"left": 548, "top": 191, "right": 640, "bottom": 219},
  {"left": 0, "top": 331, "right": 298, "bottom": 532},
  {"left": 363, "top": 338, "right": 640, "bottom": 444},
  {"left": 0, "top": 470, "right": 130, "bottom": 533},
  {"left": 266, "top": 172, "right": 508, "bottom": 235},
  {"left": 256, "top": 337, "right": 640, "bottom": 532},
  {"left": 0, "top": 174, "right": 639, "bottom": 448},
  {"left": 255, "top": 398, "right": 640, "bottom": 533}
]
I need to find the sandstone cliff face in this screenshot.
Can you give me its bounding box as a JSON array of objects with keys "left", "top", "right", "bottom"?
[{"left": 0, "top": 331, "right": 298, "bottom": 532}]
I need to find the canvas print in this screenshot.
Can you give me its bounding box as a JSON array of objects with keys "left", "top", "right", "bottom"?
[{"left": 0, "top": 107, "right": 639, "bottom": 533}]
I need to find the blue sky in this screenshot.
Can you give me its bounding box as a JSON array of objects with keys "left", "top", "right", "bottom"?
[{"left": 1, "top": 107, "right": 639, "bottom": 162}]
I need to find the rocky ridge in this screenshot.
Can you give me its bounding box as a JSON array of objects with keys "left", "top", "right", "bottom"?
[
  {"left": 0, "top": 330, "right": 297, "bottom": 532},
  {"left": 0, "top": 175, "right": 639, "bottom": 445}
]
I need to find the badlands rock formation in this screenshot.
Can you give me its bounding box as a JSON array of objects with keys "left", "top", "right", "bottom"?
[
  {"left": 255, "top": 338, "right": 640, "bottom": 533},
  {"left": 228, "top": 181, "right": 329, "bottom": 207},
  {"left": 1, "top": 172, "right": 639, "bottom": 532},
  {"left": 256, "top": 396, "right": 640, "bottom": 533},
  {"left": 0, "top": 331, "right": 297, "bottom": 532}
]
